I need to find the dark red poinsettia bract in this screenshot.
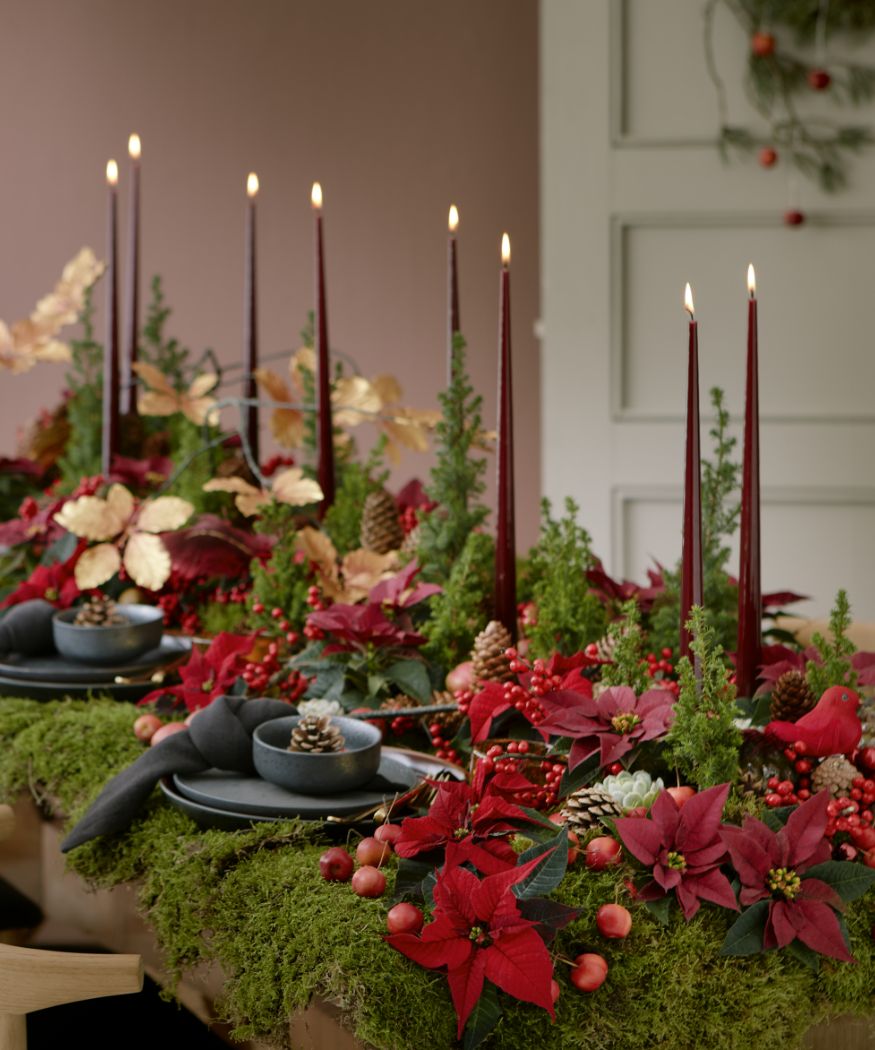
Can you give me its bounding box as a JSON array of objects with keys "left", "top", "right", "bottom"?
[
  {"left": 720, "top": 790, "right": 853, "bottom": 961},
  {"left": 386, "top": 855, "right": 556, "bottom": 1037},
  {"left": 139, "top": 631, "right": 255, "bottom": 712},
  {"left": 614, "top": 783, "right": 738, "bottom": 920}
]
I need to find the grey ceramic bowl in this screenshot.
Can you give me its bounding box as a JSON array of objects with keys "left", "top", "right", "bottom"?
[
  {"left": 253, "top": 715, "right": 382, "bottom": 795},
  {"left": 52, "top": 604, "right": 165, "bottom": 665}
]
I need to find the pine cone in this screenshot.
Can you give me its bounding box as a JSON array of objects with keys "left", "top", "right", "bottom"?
[
  {"left": 590, "top": 633, "right": 616, "bottom": 662},
  {"left": 811, "top": 755, "right": 858, "bottom": 798},
  {"left": 561, "top": 788, "right": 621, "bottom": 835},
  {"left": 770, "top": 671, "right": 816, "bottom": 723},
  {"left": 471, "top": 621, "right": 513, "bottom": 684},
  {"left": 288, "top": 715, "right": 345, "bottom": 753},
  {"left": 73, "top": 596, "right": 126, "bottom": 627},
  {"left": 737, "top": 768, "right": 768, "bottom": 801},
  {"left": 859, "top": 695, "right": 875, "bottom": 749},
  {"left": 360, "top": 488, "right": 404, "bottom": 555}
]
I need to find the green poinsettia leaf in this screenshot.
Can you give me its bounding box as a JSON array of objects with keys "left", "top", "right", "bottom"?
[
  {"left": 513, "top": 824, "right": 568, "bottom": 900},
  {"left": 720, "top": 901, "right": 769, "bottom": 956},
  {"left": 805, "top": 861, "right": 875, "bottom": 902},
  {"left": 385, "top": 659, "right": 432, "bottom": 702},
  {"left": 462, "top": 979, "right": 503, "bottom": 1050},
  {"left": 558, "top": 751, "right": 601, "bottom": 796},
  {"left": 787, "top": 938, "right": 821, "bottom": 971},
  {"left": 644, "top": 896, "right": 672, "bottom": 926},
  {"left": 392, "top": 857, "right": 436, "bottom": 903},
  {"left": 761, "top": 806, "right": 794, "bottom": 832}
]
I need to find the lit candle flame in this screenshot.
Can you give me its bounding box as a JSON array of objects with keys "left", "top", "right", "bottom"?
[
  {"left": 448, "top": 204, "right": 459, "bottom": 233},
  {"left": 684, "top": 282, "right": 694, "bottom": 318},
  {"left": 247, "top": 172, "right": 259, "bottom": 198},
  {"left": 106, "top": 159, "right": 119, "bottom": 186},
  {"left": 501, "top": 232, "right": 511, "bottom": 266},
  {"left": 128, "top": 133, "right": 141, "bottom": 160},
  {"left": 311, "top": 182, "right": 323, "bottom": 210},
  {"left": 747, "top": 263, "right": 756, "bottom": 297}
]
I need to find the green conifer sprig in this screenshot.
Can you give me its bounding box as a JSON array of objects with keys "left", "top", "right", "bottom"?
[
  {"left": 524, "top": 497, "right": 605, "bottom": 659},
  {"left": 600, "top": 600, "right": 649, "bottom": 694},
  {"left": 416, "top": 334, "right": 488, "bottom": 582},
  {"left": 422, "top": 530, "right": 495, "bottom": 674},
  {"left": 806, "top": 589, "right": 858, "bottom": 697},
  {"left": 665, "top": 606, "right": 742, "bottom": 789}
]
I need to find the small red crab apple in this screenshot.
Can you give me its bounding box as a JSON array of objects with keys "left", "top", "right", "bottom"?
[
  {"left": 150, "top": 722, "right": 187, "bottom": 747},
  {"left": 374, "top": 823, "right": 403, "bottom": 848},
  {"left": 596, "top": 903, "right": 633, "bottom": 939},
  {"left": 570, "top": 953, "right": 608, "bottom": 992},
  {"left": 386, "top": 902, "right": 423, "bottom": 935},
  {"left": 356, "top": 836, "right": 391, "bottom": 867},
  {"left": 584, "top": 836, "right": 622, "bottom": 871},
  {"left": 352, "top": 865, "right": 387, "bottom": 898},
  {"left": 133, "top": 713, "right": 162, "bottom": 742},
  {"left": 319, "top": 847, "right": 353, "bottom": 882}
]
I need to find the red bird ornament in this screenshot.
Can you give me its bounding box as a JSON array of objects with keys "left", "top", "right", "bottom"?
[{"left": 766, "top": 685, "right": 862, "bottom": 758}]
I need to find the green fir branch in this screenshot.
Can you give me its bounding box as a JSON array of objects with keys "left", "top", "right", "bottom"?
[{"left": 806, "top": 589, "right": 858, "bottom": 696}]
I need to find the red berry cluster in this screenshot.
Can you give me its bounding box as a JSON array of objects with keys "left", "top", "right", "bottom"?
[
  {"left": 241, "top": 637, "right": 309, "bottom": 701},
  {"left": 303, "top": 587, "right": 327, "bottom": 641},
  {"left": 211, "top": 583, "right": 250, "bottom": 607},
  {"left": 476, "top": 744, "right": 566, "bottom": 810},
  {"left": 427, "top": 721, "right": 462, "bottom": 765},
  {"left": 501, "top": 648, "right": 569, "bottom": 725},
  {"left": 644, "top": 648, "right": 679, "bottom": 695},
  {"left": 260, "top": 454, "right": 295, "bottom": 478},
  {"left": 70, "top": 475, "right": 104, "bottom": 498},
  {"left": 764, "top": 741, "right": 818, "bottom": 807},
  {"left": 455, "top": 687, "right": 476, "bottom": 717}
]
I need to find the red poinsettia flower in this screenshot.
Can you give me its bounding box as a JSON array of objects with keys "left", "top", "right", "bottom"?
[
  {"left": 2, "top": 551, "right": 84, "bottom": 609},
  {"left": 367, "top": 561, "right": 441, "bottom": 611},
  {"left": 614, "top": 783, "right": 738, "bottom": 920},
  {"left": 537, "top": 684, "right": 675, "bottom": 771},
  {"left": 468, "top": 651, "right": 596, "bottom": 744},
  {"left": 394, "top": 767, "right": 541, "bottom": 875},
  {"left": 386, "top": 855, "right": 556, "bottom": 1038},
  {"left": 720, "top": 791, "right": 852, "bottom": 961},
  {"left": 139, "top": 631, "right": 255, "bottom": 712},
  {"left": 306, "top": 603, "right": 425, "bottom": 652},
  {"left": 585, "top": 561, "right": 665, "bottom": 614}
]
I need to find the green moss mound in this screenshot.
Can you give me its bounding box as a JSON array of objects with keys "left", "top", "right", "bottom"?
[{"left": 1, "top": 698, "right": 874, "bottom": 1049}]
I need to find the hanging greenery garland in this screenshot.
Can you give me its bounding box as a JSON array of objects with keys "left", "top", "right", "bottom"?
[{"left": 706, "top": 0, "right": 875, "bottom": 202}]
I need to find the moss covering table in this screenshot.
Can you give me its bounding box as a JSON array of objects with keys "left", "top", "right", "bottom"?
[{"left": 1, "top": 697, "right": 874, "bottom": 1050}]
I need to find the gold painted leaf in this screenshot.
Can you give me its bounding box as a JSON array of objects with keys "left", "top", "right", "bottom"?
[
  {"left": 296, "top": 527, "right": 338, "bottom": 582},
  {"left": 333, "top": 376, "right": 381, "bottom": 426},
  {"left": 291, "top": 346, "right": 316, "bottom": 381},
  {"left": 106, "top": 484, "right": 136, "bottom": 525},
  {"left": 254, "top": 368, "right": 290, "bottom": 403},
  {"left": 138, "top": 390, "right": 178, "bottom": 417},
  {"left": 189, "top": 372, "right": 219, "bottom": 398},
  {"left": 371, "top": 374, "right": 403, "bottom": 405},
  {"left": 340, "top": 548, "right": 398, "bottom": 601},
  {"left": 54, "top": 494, "right": 125, "bottom": 541},
  {"left": 271, "top": 468, "right": 323, "bottom": 508},
  {"left": 132, "top": 361, "right": 174, "bottom": 396},
  {"left": 123, "top": 532, "right": 172, "bottom": 591},
  {"left": 74, "top": 543, "right": 121, "bottom": 589},
  {"left": 137, "top": 496, "right": 194, "bottom": 533},
  {"left": 203, "top": 476, "right": 269, "bottom": 517},
  {"left": 271, "top": 408, "right": 305, "bottom": 449}
]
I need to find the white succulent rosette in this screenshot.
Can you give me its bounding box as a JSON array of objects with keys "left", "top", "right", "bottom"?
[
  {"left": 297, "top": 698, "right": 342, "bottom": 720},
  {"left": 594, "top": 769, "right": 665, "bottom": 812}
]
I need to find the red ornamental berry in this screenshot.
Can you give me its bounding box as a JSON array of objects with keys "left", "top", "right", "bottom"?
[
  {"left": 570, "top": 953, "right": 608, "bottom": 993},
  {"left": 777, "top": 780, "right": 794, "bottom": 797},
  {"left": 608, "top": 762, "right": 623, "bottom": 776},
  {"left": 794, "top": 759, "right": 812, "bottom": 774},
  {"left": 808, "top": 68, "right": 831, "bottom": 90},
  {"left": 784, "top": 210, "right": 806, "bottom": 227},
  {"left": 751, "top": 31, "right": 775, "bottom": 57},
  {"left": 759, "top": 147, "right": 778, "bottom": 168},
  {"left": 596, "top": 903, "right": 633, "bottom": 939},
  {"left": 766, "top": 793, "right": 783, "bottom": 808},
  {"left": 858, "top": 748, "right": 875, "bottom": 772}
]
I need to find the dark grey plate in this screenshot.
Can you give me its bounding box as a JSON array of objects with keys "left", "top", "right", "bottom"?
[
  {"left": 159, "top": 778, "right": 283, "bottom": 831},
  {"left": 169, "top": 747, "right": 465, "bottom": 822},
  {"left": 0, "top": 675, "right": 166, "bottom": 703},
  {"left": 0, "top": 635, "right": 191, "bottom": 684}
]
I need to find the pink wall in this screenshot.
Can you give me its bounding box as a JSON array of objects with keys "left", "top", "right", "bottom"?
[{"left": 0, "top": 0, "right": 540, "bottom": 546}]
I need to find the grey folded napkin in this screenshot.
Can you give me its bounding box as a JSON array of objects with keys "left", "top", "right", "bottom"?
[
  {"left": 0, "top": 599, "right": 57, "bottom": 656},
  {"left": 62, "top": 695, "right": 292, "bottom": 851}
]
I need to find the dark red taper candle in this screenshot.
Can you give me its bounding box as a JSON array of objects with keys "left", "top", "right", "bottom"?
[
  {"left": 494, "top": 233, "right": 517, "bottom": 641},
  {"left": 120, "top": 133, "right": 141, "bottom": 416},
  {"left": 736, "top": 264, "right": 762, "bottom": 697},
  {"left": 243, "top": 173, "right": 260, "bottom": 465},
  {"left": 312, "top": 182, "right": 335, "bottom": 514},
  {"left": 447, "top": 204, "right": 460, "bottom": 385},
  {"left": 680, "top": 282, "right": 703, "bottom": 660},
  {"left": 102, "top": 159, "right": 120, "bottom": 476}
]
